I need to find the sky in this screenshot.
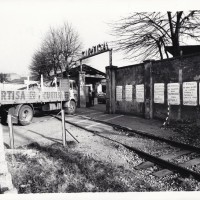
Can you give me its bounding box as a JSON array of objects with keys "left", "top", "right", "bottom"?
[{"left": 0, "top": 0, "right": 199, "bottom": 76}]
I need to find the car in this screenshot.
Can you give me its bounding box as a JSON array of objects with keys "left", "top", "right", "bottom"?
[{"left": 97, "top": 92, "right": 106, "bottom": 104}]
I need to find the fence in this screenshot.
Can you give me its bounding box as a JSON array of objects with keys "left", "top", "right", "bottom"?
[{"left": 7, "top": 108, "right": 80, "bottom": 149}]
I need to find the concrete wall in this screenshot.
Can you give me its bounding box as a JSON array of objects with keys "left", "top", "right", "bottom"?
[
  {"left": 106, "top": 53, "right": 200, "bottom": 121},
  {"left": 153, "top": 53, "right": 200, "bottom": 121},
  {"left": 115, "top": 64, "right": 145, "bottom": 116}
]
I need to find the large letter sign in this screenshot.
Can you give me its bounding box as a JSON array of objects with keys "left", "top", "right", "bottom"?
[
  {"left": 0, "top": 90, "right": 68, "bottom": 104},
  {"left": 167, "top": 83, "right": 180, "bottom": 105},
  {"left": 136, "top": 84, "right": 144, "bottom": 103},
  {"left": 183, "top": 82, "right": 197, "bottom": 106},
  {"left": 154, "top": 83, "right": 165, "bottom": 104}
]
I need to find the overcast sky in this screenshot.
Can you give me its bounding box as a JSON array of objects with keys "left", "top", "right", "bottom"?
[{"left": 0, "top": 0, "right": 199, "bottom": 76}]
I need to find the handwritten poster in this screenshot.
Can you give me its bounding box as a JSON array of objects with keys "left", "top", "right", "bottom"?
[
  {"left": 183, "top": 82, "right": 197, "bottom": 106},
  {"left": 154, "top": 83, "right": 165, "bottom": 104},
  {"left": 136, "top": 84, "right": 144, "bottom": 102},
  {"left": 116, "top": 86, "right": 122, "bottom": 101},
  {"left": 167, "top": 83, "right": 180, "bottom": 105},
  {"left": 125, "top": 85, "right": 132, "bottom": 101}
]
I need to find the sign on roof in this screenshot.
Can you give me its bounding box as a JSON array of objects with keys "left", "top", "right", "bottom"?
[{"left": 81, "top": 43, "right": 110, "bottom": 59}]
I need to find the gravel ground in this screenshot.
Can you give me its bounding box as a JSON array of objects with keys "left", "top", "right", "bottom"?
[
  {"left": 6, "top": 120, "right": 200, "bottom": 192},
  {"left": 164, "top": 122, "right": 200, "bottom": 147},
  {"left": 62, "top": 123, "right": 200, "bottom": 191}
]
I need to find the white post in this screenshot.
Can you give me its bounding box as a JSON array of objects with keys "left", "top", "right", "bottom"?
[
  {"left": 41, "top": 74, "right": 44, "bottom": 91},
  {"left": 55, "top": 77, "right": 57, "bottom": 91},
  {"left": 8, "top": 114, "right": 14, "bottom": 149},
  {"left": 26, "top": 76, "right": 29, "bottom": 90},
  {"left": 61, "top": 109, "right": 67, "bottom": 147}
]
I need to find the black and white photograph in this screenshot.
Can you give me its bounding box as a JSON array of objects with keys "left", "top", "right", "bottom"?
[{"left": 1, "top": 0, "right": 200, "bottom": 199}]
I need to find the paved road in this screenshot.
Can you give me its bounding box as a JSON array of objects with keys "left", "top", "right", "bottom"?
[
  {"left": 2, "top": 107, "right": 116, "bottom": 148},
  {"left": 2, "top": 113, "right": 63, "bottom": 148},
  {"left": 2, "top": 103, "right": 175, "bottom": 149}
]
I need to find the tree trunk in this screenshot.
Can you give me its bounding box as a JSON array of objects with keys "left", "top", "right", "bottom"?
[
  {"left": 157, "top": 42, "right": 163, "bottom": 60},
  {"left": 172, "top": 37, "right": 181, "bottom": 56},
  {"left": 168, "top": 11, "right": 182, "bottom": 57}
]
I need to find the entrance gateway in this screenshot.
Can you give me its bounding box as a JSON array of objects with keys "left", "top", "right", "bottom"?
[{"left": 77, "top": 43, "right": 112, "bottom": 108}]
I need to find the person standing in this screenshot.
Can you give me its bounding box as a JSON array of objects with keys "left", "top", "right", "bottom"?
[
  {"left": 91, "top": 90, "right": 95, "bottom": 106},
  {"left": 89, "top": 87, "right": 92, "bottom": 107}
]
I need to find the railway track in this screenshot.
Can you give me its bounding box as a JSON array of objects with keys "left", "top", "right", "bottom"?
[{"left": 55, "top": 114, "right": 200, "bottom": 182}]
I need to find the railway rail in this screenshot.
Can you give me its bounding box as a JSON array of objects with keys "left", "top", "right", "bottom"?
[{"left": 54, "top": 114, "right": 200, "bottom": 182}]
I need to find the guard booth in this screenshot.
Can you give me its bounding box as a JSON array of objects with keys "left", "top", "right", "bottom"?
[{"left": 68, "top": 64, "right": 106, "bottom": 107}]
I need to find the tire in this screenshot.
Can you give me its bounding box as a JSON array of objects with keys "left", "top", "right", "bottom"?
[
  {"left": 0, "top": 110, "right": 7, "bottom": 125},
  {"left": 66, "top": 100, "right": 76, "bottom": 114},
  {"left": 18, "top": 105, "right": 33, "bottom": 126}
]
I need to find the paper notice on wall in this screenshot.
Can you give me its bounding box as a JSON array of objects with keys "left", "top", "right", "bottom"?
[
  {"left": 116, "top": 86, "right": 122, "bottom": 101},
  {"left": 183, "top": 82, "right": 197, "bottom": 106},
  {"left": 136, "top": 84, "right": 144, "bottom": 102},
  {"left": 167, "top": 83, "right": 180, "bottom": 105},
  {"left": 125, "top": 85, "right": 132, "bottom": 101},
  {"left": 154, "top": 83, "right": 165, "bottom": 104},
  {"left": 199, "top": 83, "right": 200, "bottom": 105}
]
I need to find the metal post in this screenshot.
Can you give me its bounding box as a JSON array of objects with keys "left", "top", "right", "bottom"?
[
  {"left": 150, "top": 65, "right": 154, "bottom": 119},
  {"left": 55, "top": 77, "right": 57, "bottom": 91},
  {"left": 41, "top": 74, "right": 44, "bottom": 91},
  {"left": 27, "top": 76, "right": 29, "bottom": 90},
  {"left": 178, "top": 68, "right": 183, "bottom": 120},
  {"left": 80, "top": 59, "right": 82, "bottom": 72},
  {"left": 8, "top": 114, "right": 14, "bottom": 149},
  {"left": 61, "top": 109, "right": 67, "bottom": 147},
  {"left": 109, "top": 49, "right": 112, "bottom": 66}
]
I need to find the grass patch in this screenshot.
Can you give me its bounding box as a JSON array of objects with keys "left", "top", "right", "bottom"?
[{"left": 6, "top": 142, "right": 158, "bottom": 193}]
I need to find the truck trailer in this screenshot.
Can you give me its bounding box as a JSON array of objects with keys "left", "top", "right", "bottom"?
[{"left": 0, "top": 77, "right": 77, "bottom": 126}]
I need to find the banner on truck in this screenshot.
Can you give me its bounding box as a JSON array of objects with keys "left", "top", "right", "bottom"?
[{"left": 0, "top": 90, "right": 69, "bottom": 104}]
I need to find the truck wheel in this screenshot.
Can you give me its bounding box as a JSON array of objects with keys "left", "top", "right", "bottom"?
[
  {"left": 18, "top": 105, "right": 33, "bottom": 126},
  {"left": 66, "top": 100, "right": 76, "bottom": 114},
  {"left": 0, "top": 110, "right": 7, "bottom": 125}
]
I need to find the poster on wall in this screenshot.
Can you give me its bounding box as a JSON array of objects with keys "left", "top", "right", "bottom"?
[
  {"left": 183, "top": 82, "right": 197, "bottom": 106},
  {"left": 125, "top": 85, "right": 132, "bottom": 101},
  {"left": 116, "top": 86, "right": 122, "bottom": 101},
  {"left": 154, "top": 83, "right": 165, "bottom": 104},
  {"left": 167, "top": 83, "right": 180, "bottom": 105},
  {"left": 136, "top": 84, "right": 144, "bottom": 102}
]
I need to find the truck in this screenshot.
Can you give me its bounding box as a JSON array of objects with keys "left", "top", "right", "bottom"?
[{"left": 0, "top": 77, "right": 78, "bottom": 126}]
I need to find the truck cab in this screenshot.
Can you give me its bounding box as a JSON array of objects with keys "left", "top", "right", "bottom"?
[{"left": 43, "top": 77, "right": 78, "bottom": 115}]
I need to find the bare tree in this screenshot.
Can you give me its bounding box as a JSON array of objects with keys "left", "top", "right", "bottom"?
[
  {"left": 30, "top": 23, "right": 82, "bottom": 79},
  {"left": 57, "top": 23, "right": 82, "bottom": 76},
  {"left": 30, "top": 50, "right": 53, "bottom": 80},
  {"left": 111, "top": 11, "right": 200, "bottom": 61}
]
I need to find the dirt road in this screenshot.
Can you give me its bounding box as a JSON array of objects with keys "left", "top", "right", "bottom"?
[{"left": 2, "top": 113, "right": 64, "bottom": 148}]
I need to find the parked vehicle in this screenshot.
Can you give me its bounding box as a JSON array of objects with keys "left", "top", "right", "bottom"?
[
  {"left": 0, "top": 76, "right": 78, "bottom": 125},
  {"left": 97, "top": 92, "right": 106, "bottom": 104}
]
